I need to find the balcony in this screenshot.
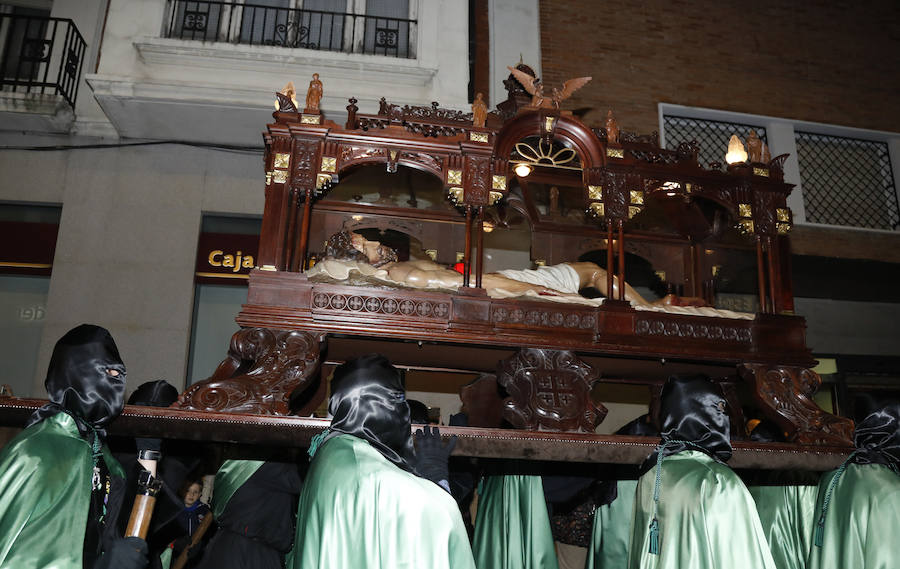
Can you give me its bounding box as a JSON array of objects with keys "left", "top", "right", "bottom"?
[
  {"left": 163, "top": 0, "right": 417, "bottom": 59},
  {"left": 0, "top": 14, "right": 86, "bottom": 107}
]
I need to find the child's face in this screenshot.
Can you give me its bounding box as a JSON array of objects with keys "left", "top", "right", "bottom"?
[{"left": 184, "top": 483, "right": 202, "bottom": 507}]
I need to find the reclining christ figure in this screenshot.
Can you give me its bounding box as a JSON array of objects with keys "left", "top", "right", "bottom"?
[{"left": 311, "top": 231, "right": 705, "bottom": 308}]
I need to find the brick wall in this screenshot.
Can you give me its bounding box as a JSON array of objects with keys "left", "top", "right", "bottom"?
[{"left": 539, "top": 0, "right": 900, "bottom": 135}]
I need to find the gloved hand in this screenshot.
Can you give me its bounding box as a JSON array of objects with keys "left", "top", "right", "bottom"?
[
  {"left": 413, "top": 425, "right": 457, "bottom": 491},
  {"left": 94, "top": 536, "right": 148, "bottom": 569}
]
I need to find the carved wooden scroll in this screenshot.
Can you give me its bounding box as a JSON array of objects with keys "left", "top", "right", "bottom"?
[
  {"left": 175, "top": 328, "right": 320, "bottom": 415},
  {"left": 497, "top": 348, "right": 607, "bottom": 432},
  {"left": 740, "top": 363, "right": 853, "bottom": 446}
]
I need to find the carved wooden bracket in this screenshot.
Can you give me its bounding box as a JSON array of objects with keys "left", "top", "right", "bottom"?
[
  {"left": 497, "top": 348, "right": 607, "bottom": 432},
  {"left": 174, "top": 328, "right": 321, "bottom": 415},
  {"left": 740, "top": 363, "right": 853, "bottom": 446}
]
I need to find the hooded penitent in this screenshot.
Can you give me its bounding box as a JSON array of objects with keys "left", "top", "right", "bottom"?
[
  {"left": 649, "top": 374, "right": 732, "bottom": 467},
  {"left": 852, "top": 400, "right": 900, "bottom": 468},
  {"left": 26, "top": 324, "right": 127, "bottom": 439},
  {"left": 324, "top": 353, "right": 415, "bottom": 472}
]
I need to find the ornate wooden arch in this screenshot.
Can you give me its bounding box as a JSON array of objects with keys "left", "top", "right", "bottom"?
[{"left": 492, "top": 110, "right": 607, "bottom": 174}]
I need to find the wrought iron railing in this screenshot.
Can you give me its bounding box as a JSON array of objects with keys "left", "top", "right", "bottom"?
[
  {"left": 164, "top": 1, "right": 416, "bottom": 58},
  {"left": 663, "top": 115, "right": 768, "bottom": 170},
  {"left": 795, "top": 132, "right": 899, "bottom": 230},
  {"left": 0, "top": 14, "right": 87, "bottom": 107}
]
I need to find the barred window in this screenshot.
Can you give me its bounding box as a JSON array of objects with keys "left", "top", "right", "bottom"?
[
  {"left": 795, "top": 132, "right": 898, "bottom": 230},
  {"left": 663, "top": 116, "right": 766, "bottom": 170}
]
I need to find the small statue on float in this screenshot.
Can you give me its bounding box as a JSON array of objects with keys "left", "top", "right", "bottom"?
[
  {"left": 747, "top": 130, "right": 771, "bottom": 164},
  {"left": 605, "top": 110, "right": 620, "bottom": 145},
  {"left": 506, "top": 66, "right": 591, "bottom": 110},
  {"left": 275, "top": 81, "right": 298, "bottom": 112},
  {"left": 305, "top": 73, "right": 323, "bottom": 113},
  {"left": 472, "top": 92, "right": 488, "bottom": 128}
]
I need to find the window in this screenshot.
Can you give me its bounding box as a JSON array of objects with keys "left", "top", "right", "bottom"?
[
  {"left": 186, "top": 214, "right": 260, "bottom": 385},
  {"left": 662, "top": 115, "right": 767, "bottom": 170},
  {"left": 795, "top": 132, "right": 898, "bottom": 230},
  {"left": 0, "top": 203, "right": 60, "bottom": 398}
]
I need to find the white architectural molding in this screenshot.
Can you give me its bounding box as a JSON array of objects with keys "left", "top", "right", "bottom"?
[{"left": 134, "top": 38, "right": 438, "bottom": 86}]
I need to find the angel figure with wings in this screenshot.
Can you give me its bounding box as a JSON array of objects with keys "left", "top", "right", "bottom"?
[{"left": 507, "top": 66, "right": 591, "bottom": 110}]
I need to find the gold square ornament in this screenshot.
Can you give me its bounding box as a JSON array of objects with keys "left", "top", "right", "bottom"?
[
  {"left": 489, "top": 191, "right": 503, "bottom": 205},
  {"left": 470, "top": 132, "right": 489, "bottom": 143},
  {"left": 492, "top": 175, "right": 507, "bottom": 190},
  {"left": 272, "top": 170, "right": 288, "bottom": 184},
  {"left": 776, "top": 208, "right": 790, "bottom": 222},
  {"left": 607, "top": 147, "right": 624, "bottom": 159},
  {"left": 628, "top": 205, "right": 641, "bottom": 219},
  {"left": 738, "top": 203, "right": 752, "bottom": 218},
  {"left": 588, "top": 185, "right": 603, "bottom": 200},
  {"left": 753, "top": 167, "right": 770, "bottom": 177},
  {"left": 320, "top": 157, "right": 336, "bottom": 172},
  {"left": 590, "top": 202, "right": 605, "bottom": 217},
  {"left": 274, "top": 153, "right": 290, "bottom": 169},
  {"left": 316, "top": 173, "right": 331, "bottom": 189},
  {"left": 630, "top": 190, "right": 644, "bottom": 205},
  {"left": 447, "top": 170, "right": 462, "bottom": 185},
  {"left": 301, "top": 114, "right": 321, "bottom": 124}
]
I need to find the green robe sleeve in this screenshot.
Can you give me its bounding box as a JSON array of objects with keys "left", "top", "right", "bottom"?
[
  {"left": 807, "top": 463, "right": 900, "bottom": 569},
  {"left": 748, "top": 484, "right": 817, "bottom": 569},
  {"left": 472, "top": 474, "right": 559, "bottom": 569},
  {"left": 288, "top": 434, "right": 475, "bottom": 569},
  {"left": 586, "top": 479, "right": 638, "bottom": 569},
  {"left": 210, "top": 459, "right": 265, "bottom": 519},
  {"left": 628, "top": 450, "right": 776, "bottom": 569},
  {"left": 0, "top": 413, "right": 95, "bottom": 569}
]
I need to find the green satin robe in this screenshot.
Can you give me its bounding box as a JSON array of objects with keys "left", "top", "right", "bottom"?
[
  {"left": 629, "top": 450, "right": 776, "bottom": 569},
  {"left": 472, "top": 474, "right": 559, "bottom": 569},
  {"left": 288, "top": 434, "right": 475, "bottom": 569},
  {"left": 0, "top": 412, "right": 124, "bottom": 569},
  {"left": 585, "top": 479, "right": 638, "bottom": 569},
  {"left": 748, "top": 484, "right": 817, "bottom": 569},
  {"left": 807, "top": 463, "right": 900, "bottom": 569},
  {"left": 210, "top": 459, "right": 265, "bottom": 519}
]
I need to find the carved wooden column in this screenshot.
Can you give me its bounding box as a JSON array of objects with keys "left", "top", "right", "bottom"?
[
  {"left": 460, "top": 141, "right": 500, "bottom": 288},
  {"left": 174, "top": 328, "right": 321, "bottom": 415},
  {"left": 258, "top": 125, "right": 294, "bottom": 270},
  {"left": 740, "top": 363, "right": 853, "bottom": 446},
  {"left": 497, "top": 348, "right": 607, "bottom": 432}
]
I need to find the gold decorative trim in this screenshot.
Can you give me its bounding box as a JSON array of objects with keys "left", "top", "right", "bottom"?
[
  {"left": 534, "top": 259, "right": 547, "bottom": 267},
  {"left": 316, "top": 173, "right": 331, "bottom": 189},
  {"left": 776, "top": 208, "right": 790, "bottom": 222},
  {"left": 195, "top": 272, "right": 250, "bottom": 280},
  {"left": 739, "top": 219, "right": 755, "bottom": 234},
  {"left": 470, "top": 132, "right": 489, "bottom": 143},
  {"left": 425, "top": 249, "right": 438, "bottom": 261},
  {"left": 628, "top": 205, "right": 641, "bottom": 219},
  {"left": 449, "top": 187, "right": 464, "bottom": 201},
  {"left": 320, "top": 157, "right": 336, "bottom": 172},
  {"left": 590, "top": 202, "right": 605, "bottom": 217},
  {"left": 260, "top": 265, "right": 277, "bottom": 271},
  {"left": 492, "top": 175, "right": 507, "bottom": 190},
  {"left": 389, "top": 149, "right": 398, "bottom": 160},
  {"left": 0, "top": 262, "right": 52, "bottom": 269},
  {"left": 489, "top": 191, "right": 503, "bottom": 205},
  {"left": 301, "top": 114, "right": 321, "bottom": 124},
  {"left": 274, "top": 153, "right": 290, "bottom": 169},
  {"left": 655, "top": 270, "right": 666, "bottom": 281},
  {"left": 588, "top": 185, "right": 602, "bottom": 200},
  {"left": 738, "top": 203, "right": 752, "bottom": 218},
  {"left": 629, "top": 190, "right": 644, "bottom": 205},
  {"left": 544, "top": 116, "right": 556, "bottom": 131},
  {"left": 447, "top": 169, "right": 462, "bottom": 185},
  {"left": 265, "top": 172, "right": 273, "bottom": 186},
  {"left": 753, "top": 167, "right": 770, "bottom": 177},
  {"left": 777, "top": 222, "right": 791, "bottom": 235},
  {"left": 272, "top": 170, "right": 288, "bottom": 184},
  {"left": 607, "top": 147, "right": 624, "bottom": 159},
  {"left": 514, "top": 140, "right": 578, "bottom": 169},
  {"left": 455, "top": 252, "right": 465, "bottom": 262}
]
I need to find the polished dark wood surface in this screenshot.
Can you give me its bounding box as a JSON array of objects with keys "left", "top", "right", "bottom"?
[{"left": 0, "top": 398, "right": 850, "bottom": 470}]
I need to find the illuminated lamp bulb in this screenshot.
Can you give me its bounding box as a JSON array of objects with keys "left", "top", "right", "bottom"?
[
  {"left": 725, "top": 135, "right": 748, "bottom": 165},
  {"left": 483, "top": 222, "right": 494, "bottom": 233},
  {"left": 514, "top": 163, "right": 533, "bottom": 177}
]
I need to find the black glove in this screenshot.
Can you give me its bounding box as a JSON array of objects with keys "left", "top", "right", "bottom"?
[
  {"left": 94, "top": 537, "right": 148, "bottom": 569},
  {"left": 413, "top": 425, "right": 457, "bottom": 490}
]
